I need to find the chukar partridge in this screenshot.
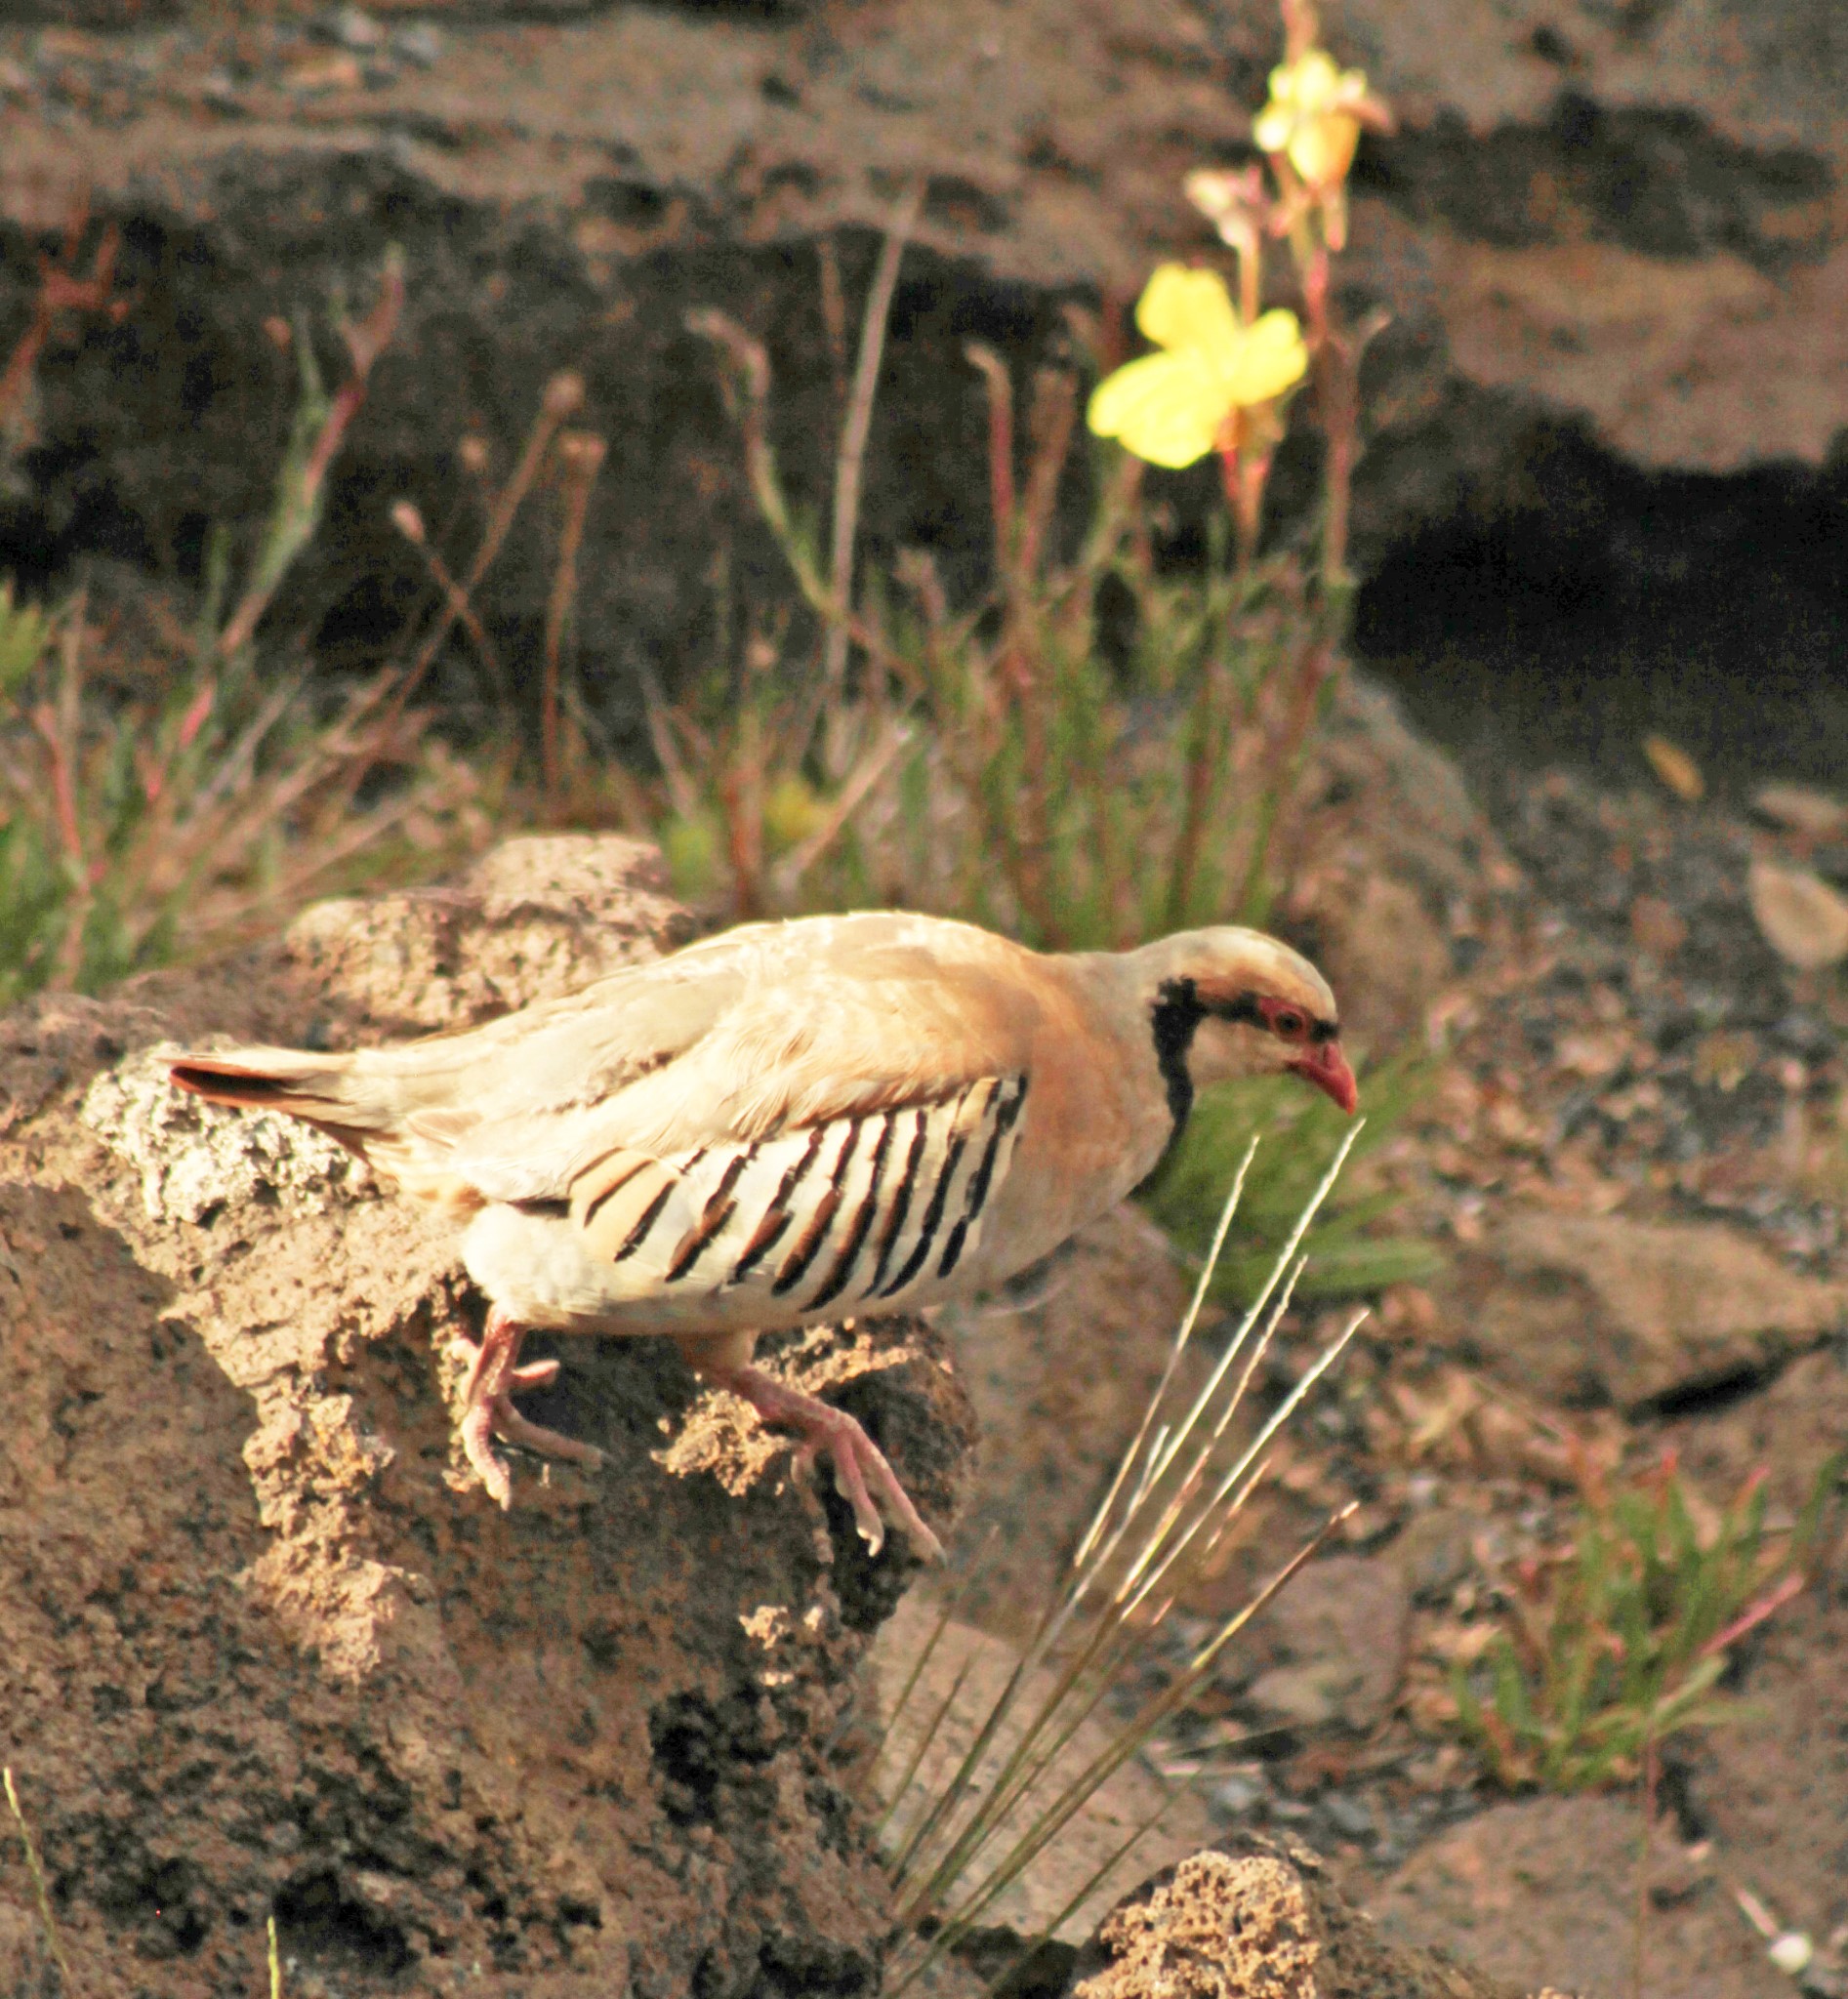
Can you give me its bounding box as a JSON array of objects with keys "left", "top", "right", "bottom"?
[{"left": 169, "top": 911, "right": 1355, "bottom": 1558}]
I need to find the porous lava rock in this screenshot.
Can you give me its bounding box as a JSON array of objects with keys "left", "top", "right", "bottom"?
[
  {"left": 1066, "top": 1837, "right": 1532, "bottom": 1999},
  {"left": 0, "top": 835, "right": 974, "bottom": 1996}
]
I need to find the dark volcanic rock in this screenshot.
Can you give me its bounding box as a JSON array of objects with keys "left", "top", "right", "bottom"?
[
  {"left": 3, "top": 0, "right": 1844, "bottom": 745},
  {"left": 0, "top": 835, "right": 975, "bottom": 1996}
]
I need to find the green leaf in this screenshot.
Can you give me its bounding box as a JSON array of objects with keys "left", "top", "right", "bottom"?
[{"left": 0, "top": 583, "right": 52, "bottom": 698}]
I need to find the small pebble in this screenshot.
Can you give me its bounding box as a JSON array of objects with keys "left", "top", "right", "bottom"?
[
  {"left": 392, "top": 23, "right": 444, "bottom": 66},
  {"left": 1771, "top": 1934, "right": 1815, "bottom": 1976},
  {"left": 1208, "top": 1772, "right": 1266, "bottom": 1818},
  {"left": 1320, "top": 1792, "right": 1374, "bottom": 1839},
  {"left": 330, "top": 4, "right": 385, "bottom": 50}
]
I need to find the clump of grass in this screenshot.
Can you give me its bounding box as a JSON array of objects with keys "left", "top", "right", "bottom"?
[
  {"left": 1140, "top": 1055, "right": 1442, "bottom": 1301},
  {"left": 676, "top": 287, "right": 1330, "bottom": 948},
  {"left": 1454, "top": 1447, "right": 1844, "bottom": 1792},
  {"left": 873, "top": 1127, "right": 1369, "bottom": 1990},
  {"left": 0, "top": 255, "right": 498, "bottom": 1005}
]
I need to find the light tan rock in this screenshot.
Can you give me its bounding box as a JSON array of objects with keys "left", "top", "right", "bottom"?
[
  {"left": 1443, "top": 1211, "right": 1846, "bottom": 1408},
  {"left": 1748, "top": 859, "right": 1848, "bottom": 971},
  {"left": 1752, "top": 783, "right": 1848, "bottom": 840}
]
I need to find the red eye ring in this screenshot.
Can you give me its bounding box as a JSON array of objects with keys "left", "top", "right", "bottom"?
[{"left": 1272, "top": 1007, "right": 1306, "bottom": 1039}]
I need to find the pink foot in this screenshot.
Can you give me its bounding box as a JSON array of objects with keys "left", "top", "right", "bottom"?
[
  {"left": 699, "top": 1362, "right": 944, "bottom": 1561},
  {"left": 449, "top": 1310, "right": 603, "bottom": 1508}
]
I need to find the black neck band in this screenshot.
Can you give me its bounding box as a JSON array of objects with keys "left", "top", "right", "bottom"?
[{"left": 1150, "top": 977, "right": 1205, "bottom": 1130}]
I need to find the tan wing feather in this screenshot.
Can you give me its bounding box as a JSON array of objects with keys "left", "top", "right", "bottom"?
[
  {"left": 172, "top": 913, "right": 1042, "bottom": 1206},
  {"left": 441, "top": 944, "right": 1041, "bottom": 1205}
]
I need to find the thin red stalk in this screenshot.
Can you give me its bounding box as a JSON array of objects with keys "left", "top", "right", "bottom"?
[
  {"left": 1166, "top": 643, "right": 1223, "bottom": 930},
  {"left": 390, "top": 505, "right": 507, "bottom": 702},
  {"left": 1013, "top": 369, "right": 1074, "bottom": 590},
  {"left": 36, "top": 599, "right": 93, "bottom": 988},
  {"left": 32, "top": 707, "right": 84, "bottom": 878},
  {"left": 1697, "top": 1570, "right": 1805, "bottom": 1660},
  {"left": 0, "top": 216, "right": 125, "bottom": 437},
  {"left": 543, "top": 432, "right": 606, "bottom": 812},
  {"left": 965, "top": 344, "right": 1016, "bottom": 574},
  {"left": 687, "top": 308, "right": 914, "bottom": 703},
  {"left": 1169, "top": 445, "right": 1255, "bottom": 927},
  {"left": 1000, "top": 371, "right": 1077, "bottom": 944},
  {"left": 217, "top": 256, "right": 404, "bottom": 661},
  {"left": 1633, "top": 1730, "right": 1657, "bottom": 1999},
  {"left": 380, "top": 365, "right": 583, "bottom": 729},
  {"left": 821, "top": 177, "right": 924, "bottom": 738},
  {"left": 815, "top": 235, "right": 849, "bottom": 413}
]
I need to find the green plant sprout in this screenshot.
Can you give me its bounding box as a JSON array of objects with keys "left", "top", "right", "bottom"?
[
  {"left": 1141, "top": 1053, "right": 1442, "bottom": 1302},
  {"left": 1454, "top": 1447, "right": 1844, "bottom": 1793}
]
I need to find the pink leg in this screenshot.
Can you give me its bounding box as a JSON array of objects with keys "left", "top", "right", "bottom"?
[
  {"left": 448, "top": 1309, "right": 603, "bottom": 1509},
  {"left": 697, "top": 1361, "right": 943, "bottom": 1562}
]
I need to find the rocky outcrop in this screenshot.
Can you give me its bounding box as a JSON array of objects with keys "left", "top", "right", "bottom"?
[
  {"left": 3, "top": 0, "right": 1843, "bottom": 728},
  {"left": 1440, "top": 1208, "right": 1847, "bottom": 1409},
  {"left": 0, "top": 836, "right": 974, "bottom": 1995}
]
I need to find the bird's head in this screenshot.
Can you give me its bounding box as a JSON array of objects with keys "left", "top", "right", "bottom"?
[{"left": 1129, "top": 925, "right": 1357, "bottom": 1124}]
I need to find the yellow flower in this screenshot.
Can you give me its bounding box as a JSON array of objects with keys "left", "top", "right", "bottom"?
[
  {"left": 1087, "top": 265, "right": 1307, "bottom": 470},
  {"left": 1253, "top": 48, "right": 1372, "bottom": 188}
]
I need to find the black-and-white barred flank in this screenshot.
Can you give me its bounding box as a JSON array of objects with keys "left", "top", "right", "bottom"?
[{"left": 568, "top": 1076, "right": 1030, "bottom": 1317}]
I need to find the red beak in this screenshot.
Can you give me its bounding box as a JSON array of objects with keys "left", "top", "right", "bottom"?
[{"left": 1294, "top": 1040, "right": 1358, "bottom": 1116}]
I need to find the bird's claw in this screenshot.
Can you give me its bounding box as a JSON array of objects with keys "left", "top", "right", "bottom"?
[
  {"left": 449, "top": 1319, "right": 601, "bottom": 1509},
  {"left": 707, "top": 1363, "right": 943, "bottom": 1562}
]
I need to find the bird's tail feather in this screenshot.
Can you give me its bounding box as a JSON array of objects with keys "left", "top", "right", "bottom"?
[{"left": 168, "top": 1049, "right": 378, "bottom": 1125}]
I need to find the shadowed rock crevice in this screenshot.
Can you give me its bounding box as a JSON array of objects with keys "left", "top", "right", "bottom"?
[{"left": 1356, "top": 95, "right": 1833, "bottom": 271}]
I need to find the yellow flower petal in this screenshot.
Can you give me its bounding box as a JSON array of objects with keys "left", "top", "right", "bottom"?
[
  {"left": 1289, "top": 111, "right": 1361, "bottom": 187},
  {"left": 1134, "top": 264, "right": 1241, "bottom": 356},
  {"left": 1252, "top": 101, "right": 1294, "bottom": 153},
  {"left": 1268, "top": 50, "right": 1354, "bottom": 112},
  {"left": 1216, "top": 308, "right": 1309, "bottom": 405},
  {"left": 1254, "top": 48, "right": 1372, "bottom": 184},
  {"left": 1087, "top": 348, "right": 1231, "bottom": 469}
]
